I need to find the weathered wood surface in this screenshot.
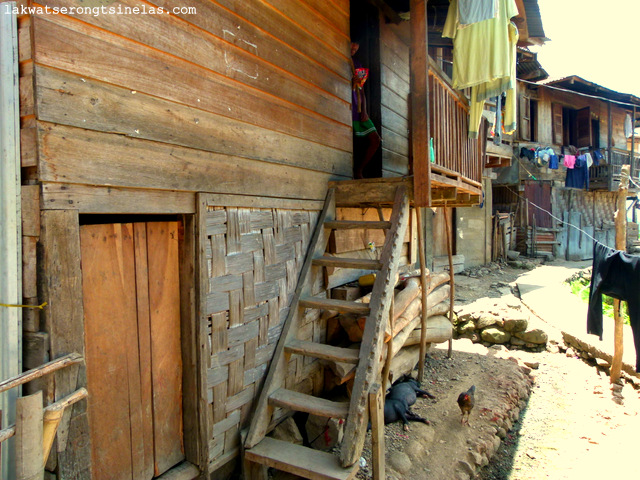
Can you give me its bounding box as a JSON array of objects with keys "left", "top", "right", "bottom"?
[
  {"left": 34, "top": 66, "right": 351, "bottom": 177},
  {"left": 0, "top": 353, "right": 82, "bottom": 395},
  {"left": 340, "top": 187, "right": 410, "bottom": 467},
  {"left": 389, "top": 285, "right": 450, "bottom": 338},
  {"left": 245, "top": 437, "right": 358, "bottom": 480},
  {"left": 611, "top": 165, "right": 630, "bottom": 384},
  {"left": 40, "top": 210, "right": 90, "bottom": 477},
  {"left": 403, "top": 316, "right": 453, "bottom": 346},
  {"left": 369, "top": 383, "right": 385, "bottom": 480},
  {"left": 38, "top": 123, "right": 335, "bottom": 201},
  {"left": 16, "top": 392, "right": 44, "bottom": 480}
]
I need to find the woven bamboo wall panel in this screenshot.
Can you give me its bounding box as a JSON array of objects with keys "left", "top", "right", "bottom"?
[
  {"left": 203, "top": 204, "right": 326, "bottom": 469},
  {"left": 554, "top": 190, "right": 616, "bottom": 227}
]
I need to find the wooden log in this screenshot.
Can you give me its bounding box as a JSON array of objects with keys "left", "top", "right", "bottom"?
[
  {"left": 388, "top": 346, "right": 421, "bottom": 384},
  {"left": 390, "top": 285, "right": 450, "bottom": 338},
  {"left": 16, "top": 391, "right": 44, "bottom": 480},
  {"left": 391, "top": 271, "right": 449, "bottom": 324},
  {"left": 369, "top": 384, "right": 385, "bottom": 480},
  {"left": 611, "top": 165, "right": 630, "bottom": 385},
  {"left": 403, "top": 316, "right": 453, "bottom": 346}
]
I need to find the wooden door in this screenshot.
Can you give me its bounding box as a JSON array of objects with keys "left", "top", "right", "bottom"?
[{"left": 81, "top": 222, "right": 184, "bottom": 480}]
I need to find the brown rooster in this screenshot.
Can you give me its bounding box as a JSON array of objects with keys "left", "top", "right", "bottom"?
[{"left": 457, "top": 385, "right": 475, "bottom": 426}]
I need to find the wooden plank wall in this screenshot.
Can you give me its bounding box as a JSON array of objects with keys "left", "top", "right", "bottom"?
[
  {"left": 201, "top": 200, "right": 324, "bottom": 472},
  {"left": 19, "top": 0, "right": 354, "bottom": 477},
  {"left": 379, "top": 19, "right": 411, "bottom": 177},
  {"left": 531, "top": 84, "right": 631, "bottom": 150},
  {"left": 29, "top": 0, "right": 353, "bottom": 210}
]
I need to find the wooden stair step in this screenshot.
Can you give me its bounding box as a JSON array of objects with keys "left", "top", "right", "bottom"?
[
  {"left": 299, "top": 297, "right": 370, "bottom": 315},
  {"left": 312, "top": 256, "right": 382, "bottom": 270},
  {"left": 268, "top": 388, "right": 350, "bottom": 419},
  {"left": 324, "top": 220, "right": 391, "bottom": 230},
  {"left": 285, "top": 339, "right": 360, "bottom": 364},
  {"left": 245, "top": 437, "right": 358, "bottom": 480}
]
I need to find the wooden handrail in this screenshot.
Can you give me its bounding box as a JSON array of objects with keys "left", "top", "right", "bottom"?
[{"left": 0, "top": 353, "right": 83, "bottom": 394}]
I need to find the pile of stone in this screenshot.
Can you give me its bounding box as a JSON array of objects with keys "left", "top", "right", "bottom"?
[{"left": 453, "top": 296, "right": 548, "bottom": 351}]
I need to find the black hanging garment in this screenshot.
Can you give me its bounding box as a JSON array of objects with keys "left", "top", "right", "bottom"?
[{"left": 587, "top": 242, "right": 640, "bottom": 372}]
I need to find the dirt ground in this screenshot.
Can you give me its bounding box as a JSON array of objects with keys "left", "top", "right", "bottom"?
[{"left": 354, "top": 261, "right": 640, "bottom": 480}]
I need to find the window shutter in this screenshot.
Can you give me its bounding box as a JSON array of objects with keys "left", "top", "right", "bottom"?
[
  {"left": 552, "top": 103, "right": 563, "bottom": 145},
  {"left": 576, "top": 107, "right": 592, "bottom": 148}
]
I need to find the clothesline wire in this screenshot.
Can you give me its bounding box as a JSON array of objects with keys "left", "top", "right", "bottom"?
[{"left": 504, "top": 186, "right": 602, "bottom": 246}]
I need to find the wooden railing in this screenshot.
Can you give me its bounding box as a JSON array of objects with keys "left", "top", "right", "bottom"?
[
  {"left": 590, "top": 147, "right": 640, "bottom": 190},
  {"left": 428, "top": 59, "right": 482, "bottom": 186}
]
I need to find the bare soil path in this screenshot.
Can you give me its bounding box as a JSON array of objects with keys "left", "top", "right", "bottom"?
[{"left": 355, "top": 261, "right": 640, "bottom": 480}]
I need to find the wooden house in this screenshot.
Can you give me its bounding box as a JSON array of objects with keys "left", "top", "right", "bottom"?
[
  {"left": 492, "top": 75, "right": 640, "bottom": 260},
  {"left": 0, "top": 1, "right": 541, "bottom": 479}
]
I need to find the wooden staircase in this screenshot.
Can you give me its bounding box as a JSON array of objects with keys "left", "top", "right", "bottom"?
[{"left": 243, "top": 184, "right": 410, "bottom": 479}]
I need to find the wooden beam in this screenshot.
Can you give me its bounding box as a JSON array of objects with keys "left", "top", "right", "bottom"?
[
  {"left": 368, "top": 383, "right": 385, "bottom": 480},
  {"left": 611, "top": 165, "right": 630, "bottom": 385},
  {"left": 410, "top": 0, "right": 431, "bottom": 207},
  {"left": 443, "top": 206, "right": 455, "bottom": 358},
  {"left": 16, "top": 392, "right": 43, "bottom": 480},
  {"left": 416, "top": 208, "right": 429, "bottom": 380}
]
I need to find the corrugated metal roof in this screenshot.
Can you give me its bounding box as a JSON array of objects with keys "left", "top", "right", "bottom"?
[
  {"left": 523, "top": 0, "right": 546, "bottom": 39},
  {"left": 544, "top": 75, "right": 640, "bottom": 106}
]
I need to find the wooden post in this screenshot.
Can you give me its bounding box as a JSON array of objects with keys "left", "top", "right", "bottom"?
[
  {"left": 368, "top": 383, "right": 385, "bottom": 480},
  {"left": 611, "top": 165, "right": 630, "bottom": 385},
  {"left": 416, "top": 207, "right": 430, "bottom": 379},
  {"left": 443, "top": 206, "right": 455, "bottom": 358},
  {"left": 16, "top": 392, "right": 44, "bottom": 480},
  {"left": 410, "top": 0, "right": 431, "bottom": 206}
]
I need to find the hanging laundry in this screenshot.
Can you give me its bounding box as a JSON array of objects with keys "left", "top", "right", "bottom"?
[
  {"left": 587, "top": 242, "right": 640, "bottom": 372},
  {"left": 520, "top": 147, "right": 535, "bottom": 161},
  {"left": 549, "top": 154, "right": 559, "bottom": 169},
  {"left": 565, "top": 155, "right": 589, "bottom": 189},
  {"left": 443, "top": 0, "right": 519, "bottom": 138},
  {"left": 625, "top": 113, "right": 633, "bottom": 138},
  {"left": 563, "top": 155, "right": 576, "bottom": 169},
  {"left": 593, "top": 149, "right": 604, "bottom": 165},
  {"left": 458, "top": 0, "right": 498, "bottom": 25},
  {"left": 585, "top": 152, "right": 593, "bottom": 168}
]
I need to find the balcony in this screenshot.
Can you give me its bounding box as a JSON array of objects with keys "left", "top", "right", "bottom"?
[
  {"left": 589, "top": 147, "right": 640, "bottom": 191},
  {"left": 427, "top": 58, "right": 483, "bottom": 206}
]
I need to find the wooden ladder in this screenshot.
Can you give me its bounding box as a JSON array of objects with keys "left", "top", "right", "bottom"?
[{"left": 243, "top": 185, "right": 410, "bottom": 479}]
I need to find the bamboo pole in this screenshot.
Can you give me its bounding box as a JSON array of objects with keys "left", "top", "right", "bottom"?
[
  {"left": 0, "top": 353, "right": 83, "bottom": 395},
  {"left": 443, "top": 206, "right": 455, "bottom": 358},
  {"left": 611, "top": 165, "right": 630, "bottom": 385},
  {"left": 416, "top": 207, "right": 430, "bottom": 380}
]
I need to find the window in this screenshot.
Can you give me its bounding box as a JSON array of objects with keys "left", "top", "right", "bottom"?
[
  {"left": 552, "top": 104, "right": 592, "bottom": 147},
  {"left": 519, "top": 95, "right": 538, "bottom": 142}
]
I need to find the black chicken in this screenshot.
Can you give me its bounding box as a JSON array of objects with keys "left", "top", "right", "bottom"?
[{"left": 457, "top": 385, "right": 475, "bottom": 426}]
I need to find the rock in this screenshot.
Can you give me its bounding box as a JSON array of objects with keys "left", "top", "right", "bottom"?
[
  {"left": 497, "top": 427, "right": 507, "bottom": 438},
  {"left": 481, "top": 327, "right": 511, "bottom": 344},
  {"left": 469, "top": 451, "right": 483, "bottom": 466},
  {"left": 509, "top": 336, "right": 526, "bottom": 346},
  {"left": 502, "top": 316, "right": 528, "bottom": 333},
  {"left": 457, "top": 460, "right": 475, "bottom": 476},
  {"left": 514, "top": 328, "right": 548, "bottom": 345},
  {"left": 475, "top": 313, "right": 502, "bottom": 329},
  {"left": 595, "top": 358, "right": 611, "bottom": 369},
  {"left": 388, "top": 451, "right": 412, "bottom": 474},
  {"left": 405, "top": 440, "right": 425, "bottom": 458},
  {"left": 524, "top": 361, "right": 540, "bottom": 370},
  {"left": 457, "top": 320, "right": 476, "bottom": 335},
  {"left": 271, "top": 417, "right": 303, "bottom": 445}
]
